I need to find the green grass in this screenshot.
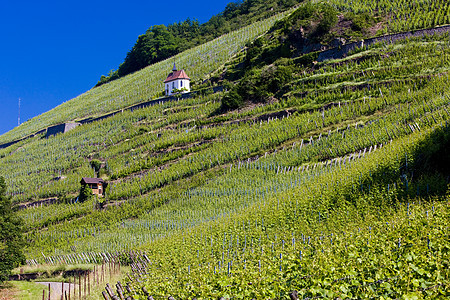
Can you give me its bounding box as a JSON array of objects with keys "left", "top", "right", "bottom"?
[{"left": 9, "top": 281, "right": 46, "bottom": 300}]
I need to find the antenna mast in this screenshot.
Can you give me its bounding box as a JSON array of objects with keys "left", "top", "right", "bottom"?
[{"left": 18, "top": 98, "right": 21, "bottom": 126}]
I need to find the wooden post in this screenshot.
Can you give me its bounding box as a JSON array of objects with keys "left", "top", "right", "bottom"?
[
  {"left": 42, "top": 289, "right": 45, "bottom": 300},
  {"left": 88, "top": 271, "right": 90, "bottom": 295},
  {"left": 105, "top": 284, "right": 115, "bottom": 298},
  {"left": 289, "top": 290, "right": 299, "bottom": 300},
  {"left": 102, "top": 291, "right": 110, "bottom": 300},
  {"left": 68, "top": 277, "right": 71, "bottom": 300},
  {"left": 61, "top": 280, "right": 64, "bottom": 300},
  {"left": 65, "top": 291, "right": 68, "bottom": 300},
  {"left": 48, "top": 283, "right": 51, "bottom": 300},
  {"left": 78, "top": 275, "right": 81, "bottom": 300},
  {"left": 84, "top": 273, "right": 87, "bottom": 298}
]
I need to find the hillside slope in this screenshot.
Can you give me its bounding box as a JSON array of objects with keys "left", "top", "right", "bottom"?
[
  {"left": 0, "top": 0, "right": 449, "bottom": 299},
  {"left": 0, "top": 10, "right": 289, "bottom": 146}
]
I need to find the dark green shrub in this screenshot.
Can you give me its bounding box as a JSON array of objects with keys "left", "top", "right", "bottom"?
[
  {"left": 294, "top": 51, "right": 319, "bottom": 66},
  {"left": 78, "top": 184, "right": 92, "bottom": 203},
  {"left": 345, "top": 12, "right": 377, "bottom": 32},
  {"left": 317, "top": 4, "right": 338, "bottom": 34},
  {"left": 90, "top": 159, "right": 102, "bottom": 173},
  {"left": 221, "top": 89, "right": 243, "bottom": 110},
  {"left": 0, "top": 177, "right": 25, "bottom": 282}
]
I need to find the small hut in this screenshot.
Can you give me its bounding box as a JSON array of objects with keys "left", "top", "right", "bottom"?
[{"left": 80, "top": 177, "right": 107, "bottom": 196}]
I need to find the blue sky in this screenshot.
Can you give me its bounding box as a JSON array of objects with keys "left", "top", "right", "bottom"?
[{"left": 0, "top": 0, "right": 232, "bottom": 136}]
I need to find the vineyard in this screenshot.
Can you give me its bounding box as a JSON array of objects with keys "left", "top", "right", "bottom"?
[{"left": 1, "top": 0, "right": 450, "bottom": 299}]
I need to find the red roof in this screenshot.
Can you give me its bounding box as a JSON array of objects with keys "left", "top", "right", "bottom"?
[
  {"left": 164, "top": 70, "right": 190, "bottom": 83},
  {"left": 81, "top": 177, "right": 104, "bottom": 184}
]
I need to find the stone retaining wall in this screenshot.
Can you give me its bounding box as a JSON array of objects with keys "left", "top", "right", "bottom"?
[{"left": 318, "top": 25, "right": 450, "bottom": 62}]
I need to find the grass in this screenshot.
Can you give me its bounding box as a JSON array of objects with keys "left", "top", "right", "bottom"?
[
  {"left": 0, "top": 282, "right": 17, "bottom": 300},
  {"left": 12, "top": 263, "right": 93, "bottom": 276},
  {"left": 7, "top": 281, "right": 45, "bottom": 300},
  {"left": 4, "top": 262, "right": 130, "bottom": 300}
]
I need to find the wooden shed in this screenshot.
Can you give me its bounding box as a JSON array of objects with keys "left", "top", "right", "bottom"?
[{"left": 80, "top": 177, "right": 107, "bottom": 196}]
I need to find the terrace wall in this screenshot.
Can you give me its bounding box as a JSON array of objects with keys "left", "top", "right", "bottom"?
[{"left": 318, "top": 25, "right": 450, "bottom": 62}]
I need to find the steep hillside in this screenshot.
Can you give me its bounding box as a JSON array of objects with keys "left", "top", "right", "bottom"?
[
  {"left": 96, "top": 0, "right": 303, "bottom": 86},
  {"left": 0, "top": 10, "right": 288, "bottom": 146},
  {"left": 0, "top": 0, "right": 449, "bottom": 299}
]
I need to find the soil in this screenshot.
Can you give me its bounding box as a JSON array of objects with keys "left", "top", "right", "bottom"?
[{"left": 0, "top": 284, "right": 17, "bottom": 300}]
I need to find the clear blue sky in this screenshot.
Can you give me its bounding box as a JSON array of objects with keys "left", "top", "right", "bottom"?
[{"left": 0, "top": 0, "right": 232, "bottom": 136}]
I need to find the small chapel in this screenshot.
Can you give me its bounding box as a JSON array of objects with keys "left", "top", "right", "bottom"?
[{"left": 164, "top": 63, "right": 190, "bottom": 96}]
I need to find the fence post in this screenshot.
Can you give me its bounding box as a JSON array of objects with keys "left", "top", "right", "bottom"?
[
  {"left": 289, "top": 290, "right": 299, "bottom": 300},
  {"left": 102, "top": 291, "right": 110, "bottom": 300}
]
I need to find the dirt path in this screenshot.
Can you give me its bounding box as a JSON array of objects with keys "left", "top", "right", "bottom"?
[
  {"left": 36, "top": 282, "right": 78, "bottom": 300},
  {"left": 0, "top": 285, "right": 17, "bottom": 300}
]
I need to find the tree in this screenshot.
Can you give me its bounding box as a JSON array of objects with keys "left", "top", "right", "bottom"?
[
  {"left": 0, "top": 176, "right": 25, "bottom": 283},
  {"left": 78, "top": 183, "right": 92, "bottom": 203},
  {"left": 317, "top": 3, "right": 338, "bottom": 34},
  {"left": 90, "top": 159, "right": 102, "bottom": 177}
]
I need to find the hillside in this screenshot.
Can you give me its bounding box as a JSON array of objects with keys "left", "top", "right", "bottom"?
[
  {"left": 0, "top": 10, "right": 288, "bottom": 147},
  {"left": 0, "top": 0, "right": 450, "bottom": 299},
  {"left": 95, "top": 0, "right": 303, "bottom": 87}
]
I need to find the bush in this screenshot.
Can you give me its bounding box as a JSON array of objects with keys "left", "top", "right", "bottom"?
[
  {"left": 90, "top": 159, "right": 102, "bottom": 174},
  {"left": 294, "top": 51, "right": 319, "bottom": 66},
  {"left": 78, "top": 184, "right": 92, "bottom": 203},
  {"left": 317, "top": 4, "right": 338, "bottom": 34},
  {"left": 346, "top": 12, "right": 376, "bottom": 32},
  {"left": 221, "top": 89, "right": 243, "bottom": 110},
  {"left": 221, "top": 59, "right": 294, "bottom": 110},
  {"left": 0, "top": 177, "right": 25, "bottom": 283}
]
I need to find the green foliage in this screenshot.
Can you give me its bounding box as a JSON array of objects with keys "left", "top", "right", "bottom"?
[
  {"left": 293, "top": 51, "right": 318, "bottom": 66},
  {"left": 273, "top": 1, "right": 338, "bottom": 38},
  {"left": 90, "top": 159, "right": 102, "bottom": 174},
  {"left": 0, "top": 177, "right": 25, "bottom": 283},
  {"left": 118, "top": 25, "right": 180, "bottom": 79},
  {"left": 171, "top": 87, "right": 189, "bottom": 94},
  {"left": 345, "top": 12, "right": 377, "bottom": 32},
  {"left": 316, "top": 3, "right": 338, "bottom": 35},
  {"left": 78, "top": 184, "right": 92, "bottom": 203},
  {"left": 221, "top": 88, "right": 243, "bottom": 110},
  {"left": 113, "top": 124, "right": 450, "bottom": 299},
  {"left": 273, "top": 1, "right": 316, "bottom": 32},
  {"left": 9, "top": 281, "right": 49, "bottom": 299},
  {"left": 96, "top": 69, "right": 119, "bottom": 87},
  {"left": 96, "top": 0, "right": 303, "bottom": 86},
  {"left": 222, "top": 59, "right": 294, "bottom": 109},
  {"left": 1, "top": 3, "right": 450, "bottom": 297}
]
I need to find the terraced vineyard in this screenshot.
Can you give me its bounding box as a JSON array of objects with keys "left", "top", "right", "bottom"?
[
  {"left": 1, "top": 0, "right": 449, "bottom": 299},
  {"left": 0, "top": 9, "right": 291, "bottom": 146}
]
